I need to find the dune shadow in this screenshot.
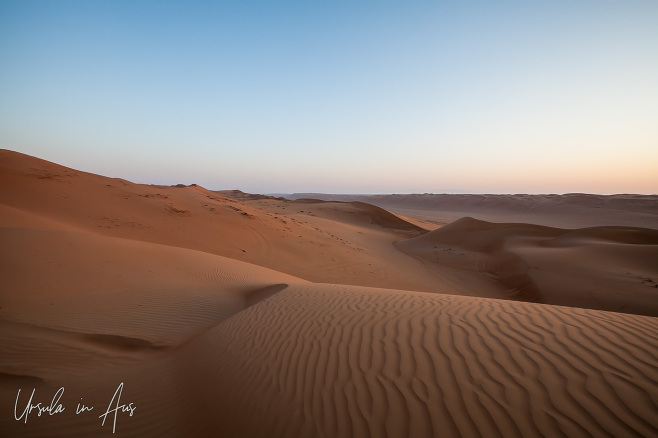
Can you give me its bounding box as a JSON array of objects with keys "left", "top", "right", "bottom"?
[
  {"left": 244, "top": 283, "right": 288, "bottom": 308},
  {"left": 0, "top": 372, "right": 45, "bottom": 387},
  {"left": 82, "top": 333, "right": 168, "bottom": 351}
]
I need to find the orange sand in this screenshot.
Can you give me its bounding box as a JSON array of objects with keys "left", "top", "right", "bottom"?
[{"left": 1, "top": 150, "right": 656, "bottom": 437}]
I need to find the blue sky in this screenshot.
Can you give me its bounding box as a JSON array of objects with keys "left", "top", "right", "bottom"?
[{"left": 1, "top": 0, "right": 656, "bottom": 194}]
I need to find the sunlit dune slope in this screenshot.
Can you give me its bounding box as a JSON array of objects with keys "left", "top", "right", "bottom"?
[{"left": 0, "top": 149, "right": 451, "bottom": 293}]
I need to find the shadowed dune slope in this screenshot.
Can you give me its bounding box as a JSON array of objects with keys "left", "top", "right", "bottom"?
[
  {"left": 0, "top": 224, "right": 302, "bottom": 437},
  {"left": 398, "top": 217, "right": 658, "bottom": 316},
  {"left": 0, "top": 226, "right": 303, "bottom": 344}
]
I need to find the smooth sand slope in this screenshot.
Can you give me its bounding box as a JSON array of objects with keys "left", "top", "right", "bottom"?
[
  {"left": 0, "top": 150, "right": 457, "bottom": 294},
  {"left": 1, "top": 149, "right": 657, "bottom": 437},
  {"left": 0, "top": 225, "right": 304, "bottom": 437}
]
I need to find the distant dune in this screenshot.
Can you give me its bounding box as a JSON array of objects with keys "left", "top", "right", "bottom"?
[
  {"left": 285, "top": 193, "right": 658, "bottom": 229},
  {"left": 1, "top": 150, "right": 657, "bottom": 437},
  {"left": 398, "top": 217, "right": 658, "bottom": 316}
]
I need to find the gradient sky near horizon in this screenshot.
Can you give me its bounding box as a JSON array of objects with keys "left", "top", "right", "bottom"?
[{"left": 1, "top": 1, "right": 657, "bottom": 194}]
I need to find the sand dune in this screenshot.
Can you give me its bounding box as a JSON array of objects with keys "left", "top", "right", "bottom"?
[
  {"left": 0, "top": 224, "right": 304, "bottom": 436},
  {"left": 2, "top": 281, "right": 657, "bottom": 437},
  {"left": 172, "top": 284, "right": 658, "bottom": 438},
  {"left": 1, "top": 150, "right": 657, "bottom": 437},
  {"left": 398, "top": 217, "right": 658, "bottom": 316},
  {"left": 0, "top": 150, "right": 455, "bottom": 294},
  {"left": 286, "top": 193, "right": 658, "bottom": 229}
]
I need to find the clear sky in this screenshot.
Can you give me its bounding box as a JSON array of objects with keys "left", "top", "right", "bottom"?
[{"left": 1, "top": 0, "right": 657, "bottom": 194}]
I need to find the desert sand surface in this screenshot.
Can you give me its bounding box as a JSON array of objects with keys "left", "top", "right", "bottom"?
[
  {"left": 1, "top": 149, "right": 657, "bottom": 437},
  {"left": 285, "top": 193, "right": 658, "bottom": 230},
  {"left": 397, "top": 217, "right": 658, "bottom": 316}
]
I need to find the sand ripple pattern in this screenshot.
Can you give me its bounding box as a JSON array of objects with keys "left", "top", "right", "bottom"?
[{"left": 181, "top": 285, "right": 658, "bottom": 438}]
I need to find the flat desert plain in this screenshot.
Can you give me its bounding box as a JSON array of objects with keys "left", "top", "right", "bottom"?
[{"left": 1, "top": 149, "right": 657, "bottom": 437}]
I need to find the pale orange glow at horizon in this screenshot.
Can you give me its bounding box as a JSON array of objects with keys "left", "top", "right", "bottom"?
[{"left": 1, "top": 1, "right": 657, "bottom": 194}]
